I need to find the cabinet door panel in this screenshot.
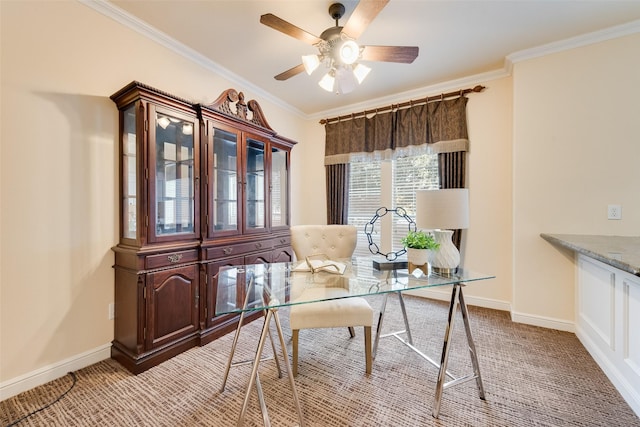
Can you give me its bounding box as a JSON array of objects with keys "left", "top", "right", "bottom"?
[
  {"left": 245, "top": 251, "right": 272, "bottom": 265},
  {"left": 147, "top": 265, "right": 199, "bottom": 349},
  {"left": 244, "top": 136, "right": 267, "bottom": 234},
  {"left": 121, "top": 103, "right": 140, "bottom": 243},
  {"left": 270, "top": 146, "right": 290, "bottom": 229},
  {"left": 206, "top": 257, "right": 244, "bottom": 328},
  {"left": 210, "top": 123, "right": 242, "bottom": 237},
  {"left": 148, "top": 105, "right": 200, "bottom": 243},
  {"left": 272, "top": 247, "right": 293, "bottom": 263}
]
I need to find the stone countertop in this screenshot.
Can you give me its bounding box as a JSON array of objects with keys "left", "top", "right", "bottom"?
[{"left": 540, "top": 234, "right": 640, "bottom": 276}]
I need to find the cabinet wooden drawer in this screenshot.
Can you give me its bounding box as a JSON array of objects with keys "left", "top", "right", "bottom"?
[
  {"left": 272, "top": 235, "right": 291, "bottom": 247},
  {"left": 206, "top": 240, "right": 272, "bottom": 259},
  {"left": 145, "top": 249, "right": 199, "bottom": 269}
]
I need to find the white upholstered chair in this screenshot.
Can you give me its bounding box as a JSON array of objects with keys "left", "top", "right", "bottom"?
[{"left": 289, "top": 225, "right": 373, "bottom": 376}]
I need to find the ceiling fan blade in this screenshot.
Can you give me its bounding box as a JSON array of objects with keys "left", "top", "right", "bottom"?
[
  {"left": 361, "top": 45, "right": 419, "bottom": 63},
  {"left": 274, "top": 64, "right": 306, "bottom": 81},
  {"left": 341, "top": 0, "right": 390, "bottom": 39},
  {"left": 260, "top": 13, "right": 322, "bottom": 45}
]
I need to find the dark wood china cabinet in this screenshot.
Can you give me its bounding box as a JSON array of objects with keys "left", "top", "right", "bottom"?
[{"left": 110, "top": 82, "right": 295, "bottom": 373}]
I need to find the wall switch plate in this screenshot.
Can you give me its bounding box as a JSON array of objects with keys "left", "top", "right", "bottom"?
[
  {"left": 607, "top": 204, "right": 622, "bottom": 220},
  {"left": 108, "top": 303, "right": 115, "bottom": 320}
]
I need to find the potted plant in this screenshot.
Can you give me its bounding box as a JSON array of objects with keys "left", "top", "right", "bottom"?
[{"left": 401, "top": 230, "right": 440, "bottom": 266}]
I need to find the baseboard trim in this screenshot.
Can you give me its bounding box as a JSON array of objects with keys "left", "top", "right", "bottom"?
[
  {"left": 0, "top": 344, "right": 111, "bottom": 401},
  {"left": 406, "top": 288, "right": 576, "bottom": 333},
  {"left": 404, "top": 287, "right": 512, "bottom": 312},
  {"left": 511, "top": 311, "right": 575, "bottom": 333}
]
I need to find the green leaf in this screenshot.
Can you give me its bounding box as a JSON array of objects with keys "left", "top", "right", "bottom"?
[{"left": 400, "top": 230, "right": 440, "bottom": 250}]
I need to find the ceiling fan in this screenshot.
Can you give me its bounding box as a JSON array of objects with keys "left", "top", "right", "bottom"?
[{"left": 260, "top": 1, "right": 419, "bottom": 94}]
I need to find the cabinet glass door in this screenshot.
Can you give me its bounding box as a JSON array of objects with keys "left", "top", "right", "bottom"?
[
  {"left": 122, "top": 104, "right": 138, "bottom": 240},
  {"left": 245, "top": 137, "right": 265, "bottom": 231},
  {"left": 271, "top": 147, "right": 289, "bottom": 228},
  {"left": 212, "top": 127, "right": 239, "bottom": 233},
  {"left": 154, "top": 111, "right": 195, "bottom": 237}
]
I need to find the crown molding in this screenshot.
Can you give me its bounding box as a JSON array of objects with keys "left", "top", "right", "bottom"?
[
  {"left": 506, "top": 19, "right": 640, "bottom": 71},
  {"left": 314, "top": 19, "right": 640, "bottom": 122},
  {"left": 79, "top": 0, "right": 306, "bottom": 119},
  {"left": 80, "top": 1, "right": 639, "bottom": 122}
]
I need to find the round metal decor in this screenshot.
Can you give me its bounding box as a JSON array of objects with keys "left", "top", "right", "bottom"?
[{"left": 365, "top": 207, "right": 416, "bottom": 261}]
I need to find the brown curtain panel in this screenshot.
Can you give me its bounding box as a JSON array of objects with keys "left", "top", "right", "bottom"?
[
  {"left": 438, "top": 151, "right": 466, "bottom": 249},
  {"left": 325, "top": 163, "right": 350, "bottom": 224}
]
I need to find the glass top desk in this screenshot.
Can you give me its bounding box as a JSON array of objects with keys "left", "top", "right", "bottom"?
[{"left": 216, "top": 258, "right": 495, "bottom": 426}]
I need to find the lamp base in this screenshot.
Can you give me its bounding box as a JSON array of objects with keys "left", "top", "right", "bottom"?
[
  {"left": 428, "top": 229, "right": 461, "bottom": 274},
  {"left": 431, "top": 266, "right": 459, "bottom": 277}
]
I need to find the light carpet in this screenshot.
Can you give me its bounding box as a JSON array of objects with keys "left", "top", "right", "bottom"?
[{"left": 2, "top": 294, "right": 639, "bottom": 426}]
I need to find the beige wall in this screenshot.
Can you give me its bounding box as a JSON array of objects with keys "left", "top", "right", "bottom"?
[
  {"left": 290, "top": 120, "right": 327, "bottom": 225},
  {"left": 0, "top": 1, "right": 308, "bottom": 389},
  {"left": 2, "top": 0, "right": 639, "bottom": 400},
  {"left": 464, "top": 76, "right": 514, "bottom": 307},
  {"left": 512, "top": 33, "right": 640, "bottom": 328}
]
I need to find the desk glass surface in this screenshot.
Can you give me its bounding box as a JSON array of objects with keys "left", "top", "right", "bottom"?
[{"left": 215, "top": 258, "right": 495, "bottom": 315}]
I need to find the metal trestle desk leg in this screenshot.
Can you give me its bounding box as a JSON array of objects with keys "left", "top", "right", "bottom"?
[
  {"left": 372, "top": 278, "right": 485, "bottom": 419},
  {"left": 432, "top": 283, "right": 485, "bottom": 418},
  {"left": 236, "top": 307, "right": 305, "bottom": 427},
  {"left": 373, "top": 290, "right": 414, "bottom": 359}
]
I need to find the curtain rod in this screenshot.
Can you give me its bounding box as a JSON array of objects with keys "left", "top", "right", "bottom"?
[{"left": 319, "top": 85, "right": 486, "bottom": 125}]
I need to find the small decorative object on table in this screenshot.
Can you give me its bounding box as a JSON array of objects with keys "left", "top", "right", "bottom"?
[
  {"left": 401, "top": 230, "right": 439, "bottom": 275},
  {"left": 292, "top": 253, "right": 347, "bottom": 275}
]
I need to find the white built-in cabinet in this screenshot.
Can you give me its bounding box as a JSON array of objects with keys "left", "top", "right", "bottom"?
[{"left": 576, "top": 253, "right": 640, "bottom": 416}]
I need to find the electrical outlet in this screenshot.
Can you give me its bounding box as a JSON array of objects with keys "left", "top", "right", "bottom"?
[
  {"left": 607, "top": 204, "right": 621, "bottom": 220},
  {"left": 108, "top": 303, "right": 115, "bottom": 320}
]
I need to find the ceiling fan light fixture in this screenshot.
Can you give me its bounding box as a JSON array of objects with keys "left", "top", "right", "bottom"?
[
  {"left": 318, "top": 72, "right": 335, "bottom": 92},
  {"left": 261, "top": 2, "right": 419, "bottom": 94},
  {"left": 338, "top": 39, "right": 360, "bottom": 65},
  {"left": 335, "top": 66, "right": 358, "bottom": 94},
  {"left": 302, "top": 54, "right": 321, "bottom": 75},
  {"left": 353, "top": 63, "right": 371, "bottom": 84}
]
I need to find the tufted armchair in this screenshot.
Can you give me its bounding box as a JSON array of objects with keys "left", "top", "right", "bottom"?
[{"left": 288, "top": 225, "right": 373, "bottom": 376}]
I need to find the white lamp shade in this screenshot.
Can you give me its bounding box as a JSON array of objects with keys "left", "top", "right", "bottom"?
[
  {"left": 416, "top": 189, "right": 469, "bottom": 230},
  {"left": 353, "top": 63, "right": 371, "bottom": 84},
  {"left": 335, "top": 67, "right": 357, "bottom": 94},
  {"left": 302, "top": 54, "right": 320, "bottom": 75},
  {"left": 318, "top": 72, "right": 335, "bottom": 92}
]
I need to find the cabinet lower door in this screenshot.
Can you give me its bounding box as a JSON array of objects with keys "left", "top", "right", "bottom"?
[
  {"left": 272, "top": 247, "right": 293, "bottom": 263},
  {"left": 205, "top": 257, "right": 244, "bottom": 329},
  {"left": 146, "top": 264, "right": 199, "bottom": 349}
]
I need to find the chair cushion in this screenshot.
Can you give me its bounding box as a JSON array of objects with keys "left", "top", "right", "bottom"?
[
  {"left": 290, "top": 225, "right": 357, "bottom": 261},
  {"left": 289, "top": 287, "right": 373, "bottom": 330}
]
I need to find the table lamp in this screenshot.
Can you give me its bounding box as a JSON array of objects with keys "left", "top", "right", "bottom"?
[{"left": 415, "top": 189, "right": 469, "bottom": 275}]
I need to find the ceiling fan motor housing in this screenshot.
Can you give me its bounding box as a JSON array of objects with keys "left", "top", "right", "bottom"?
[{"left": 329, "top": 3, "right": 346, "bottom": 21}]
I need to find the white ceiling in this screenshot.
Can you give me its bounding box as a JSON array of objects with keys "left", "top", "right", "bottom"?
[{"left": 107, "top": 1, "right": 640, "bottom": 118}]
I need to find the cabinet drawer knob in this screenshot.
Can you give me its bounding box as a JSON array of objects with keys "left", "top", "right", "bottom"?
[
  {"left": 167, "top": 254, "right": 183, "bottom": 263},
  {"left": 255, "top": 243, "right": 263, "bottom": 249},
  {"left": 223, "top": 247, "right": 233, "bottom": 255},
  {"left": 280, "top": 239, "right": 286, "bottom": 244}
]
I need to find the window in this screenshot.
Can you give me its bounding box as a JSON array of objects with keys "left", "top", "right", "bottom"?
[
  {"left": 348, "top": 160, "right": 382, "bottom": 257},
  {"left": 348, "top": 154, "right": 439, "bottom": 257},
  {"left": 391, "top": 154, "right": 440, "bottom": 251}
]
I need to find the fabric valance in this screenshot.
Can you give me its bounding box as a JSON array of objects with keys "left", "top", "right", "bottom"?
[{"left": 324, "top": 96, "right": 469, "bottom": 165}]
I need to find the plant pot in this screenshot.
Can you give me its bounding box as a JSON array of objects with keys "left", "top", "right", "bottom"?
[{"left": 406, "top": 248, "right": 430, "bottom": 266}]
